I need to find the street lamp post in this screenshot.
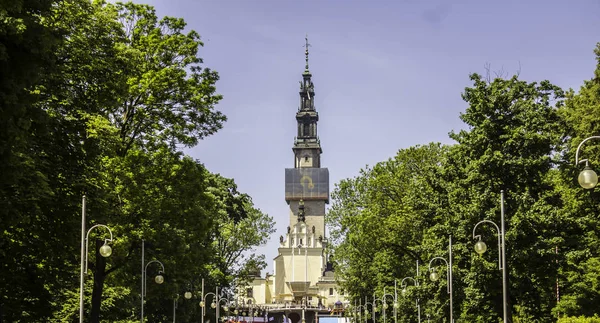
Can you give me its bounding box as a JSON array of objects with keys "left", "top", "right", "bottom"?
[
  {"left": 393, "top": 281, "right": 399, "bottom": 323},
  {"left": 200, "top": 280, "right": 222, "bottom": 323},
  {"left": 575, "top": 135, "right": 600, "bottom": 189},
  {"left": 400, "top": 261, "right": 421, "bottom": 323},
  {"left": 219, "top": 296, "right": 233, "bottom": 323},
  {"left": 364, "top": 296, "right": 374, "bottom": 323},
  {"left": 141, "top": 240, "right": 165, "bottom": 323},
  {"left": 173, "top": 294, "right": 179, "bottom": 323},
  {"left": 472, "top": 190, "right": 509, "bottom": 323},
  {"left": 371, "top": 293, "right": 379, "bottom": 323},
  {"left": 351, "top": 301, "right": 357, "bottom": 323},
  {"left": 79, "top": 195, "right": 114, "bottom": 323},
  {"left": 380, "top": 288, "right": 395, "bottom": 323},
  {"left": 356, "top": 300, "right": 369, "bottom": 323},
  {"left": 233, "top": 294, "right": 245, "bottom": 323},
  {"left": 428, "top": 235, "right": 453, "bottom": 323}
]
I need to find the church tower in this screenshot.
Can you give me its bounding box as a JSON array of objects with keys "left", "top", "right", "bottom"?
[
  {"left": 274, "top": 35, "right": 335, "bottom": 309},
  {"left": 286, "top": 36, "right": 329, "bottom": 239},
  {"left": 242, "top": 37, "right": 346, "bottom": 323}
]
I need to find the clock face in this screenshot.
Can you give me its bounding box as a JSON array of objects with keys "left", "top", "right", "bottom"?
[
  {"left": 300, "top": 175, "right": 315, "bottom": 190},
  {"left": 284, "top": 168, "right": 329, "bottom": 200}
]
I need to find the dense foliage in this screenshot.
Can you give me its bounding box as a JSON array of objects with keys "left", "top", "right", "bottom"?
[
  {"left": 0, "top": 1, "right": 273, "bottom": 322},
  {"left": 327, "top": 45, "right": 600, "bottom": 322}
]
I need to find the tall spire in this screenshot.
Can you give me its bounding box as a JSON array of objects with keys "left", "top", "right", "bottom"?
[
  {"left": 293, "top": 34, "right": 321, "bottom": 160},
  {"left": 303, "top": 34, "right": 311, "bottom": 72}
]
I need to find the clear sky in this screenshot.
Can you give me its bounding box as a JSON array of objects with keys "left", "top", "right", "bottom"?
[{"left": 124, "top": 0, "right": 600, "bottom": 274}]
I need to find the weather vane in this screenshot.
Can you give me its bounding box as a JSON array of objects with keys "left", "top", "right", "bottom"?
[{"left": 303, "top": 34, "right": 311, "bottom": 70}]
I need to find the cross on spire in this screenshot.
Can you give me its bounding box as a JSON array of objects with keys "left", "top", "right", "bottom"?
[{"left": 303, "top": 34, "right": 311, "bottom": 71}]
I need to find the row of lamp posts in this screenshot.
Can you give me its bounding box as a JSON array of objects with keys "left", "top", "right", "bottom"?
[
  {"left": 78, "top": 200, "right": 266, "bottom": 323},
  {"left": 79, "top": 197, "right": 251, "bottom": 323},
  {"left": 352, "top": 198, "right": 500, "bottom": 323},
  {"left": 79, "top": 195, "right": 166, "bottom": 323},
  {"left": 351, "top": 135, "right": 600, "bottom": 323},
  {"left": 171, "top": 279, "right": 264, "bottom": 323},
  {"left": 78, "top": 136, "right": 599, "bottom": 322}
]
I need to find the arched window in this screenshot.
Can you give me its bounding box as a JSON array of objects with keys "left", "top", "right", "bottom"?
[{"left": 303, "top": 123, "right": 310, "bottom": 137}]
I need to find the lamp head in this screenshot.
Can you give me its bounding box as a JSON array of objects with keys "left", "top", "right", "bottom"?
[
  {"left": 474, "top": 240, "right": 487, "bottom": 255},
  {"left": 155, "top": 274, "right": 164, "bottom": 284},
  {"left": 382, "top": 303, "right": 388, "bottom": 309},
  {"left": 184, "top": 291, "right": 193, "bottom": 299},
  {"left": 393, "top": 302, "right": 399, "bottom": 309},
  {"left": 429, "top": 271, "right": 439, "bottom": 282},
  {"left": 99, "top": 243, "right": 112, "bottom": 257},
  {"left": 579, "top": 165, "right": 598, "bottom": 189},
  {"left": 224, "top": 306, "right": 229, "bottom": 312},
  {"left": 211, "top": 301, "right": 217, "bottom": 309}
]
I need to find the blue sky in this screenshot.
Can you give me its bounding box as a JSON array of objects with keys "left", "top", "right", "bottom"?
[{"left": 125, "top": 0, "right": 600, "bottom": 274}]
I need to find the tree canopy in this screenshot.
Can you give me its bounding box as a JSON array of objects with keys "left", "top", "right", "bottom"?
[
  {"left": 327, "top": 44, "right": 600, "bottom": 322},
  {"left": 0, "top": 1, "right": 273, "bottom": 322}
]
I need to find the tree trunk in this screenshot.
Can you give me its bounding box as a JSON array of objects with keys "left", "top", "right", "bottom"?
[{"left": 90, "top": 239, "right": 107, "bottom": 323}]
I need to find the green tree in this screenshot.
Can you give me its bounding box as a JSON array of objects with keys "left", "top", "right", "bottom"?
[
  {"left": 442, "top": 72, "right": 565, "bottom": 322},
  {"left": 554, "top": 42, "right": 600, "bottom": 318},
  {"left": 327, "top": 143, "right": 449, "bottom": 322},
  {"left": 1, "top": 0, "right": 230, "bottom": 321},
  {"left": 328, "top": 71, "right": 568, "bottom": 323},
  {"left": 110, "top": 1, "right": 225, "bottom": 154},
  {"left": 0, "top": 0, "right": 95, "bottom": 320},
  {"left": 206, "top": 173, "right": 276, "bottom": 286}
]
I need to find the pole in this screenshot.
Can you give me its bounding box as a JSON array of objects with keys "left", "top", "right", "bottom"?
[
  {"left": 449, "top": 235, "right": 453, "bottom": 323},
  {"left": 394, "top": 280, "right": 397, "bottom": 323},
  {"left": 364, "top": 297, "right": 367, "bottom": 323},
  {"left": 372, "top": 295, "right": 376, "bottom": 323},
  {"left": 216, "top": 286, "right": 220, "bottom": 323},
  {"left": 501, "top": 191, "right": 508, "bottom": 323},
  {"left": 201, "top": 279, "right": 205, "bottom": 323},
  {"left": 173, "top": 298, "right": 177, "bottom": 323},
  {"left": 416, "top": 260, "right": 421, "bottom": 323},
  {"left": 79, "top": 195, "right": 86, "bottom": 323},
  {"left": 141, "top": 239, "right": 145, "bottom": 323},
  {"left": 383, "top": 296, "right": 386, "bottom": 323}
]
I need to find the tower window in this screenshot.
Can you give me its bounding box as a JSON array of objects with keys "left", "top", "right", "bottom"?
[
  {"left": 305, "top": 156, "right": 309, "bottom": 161},
  {"left": 329, "top": 288, "right": 334, "bottom": 296}
]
